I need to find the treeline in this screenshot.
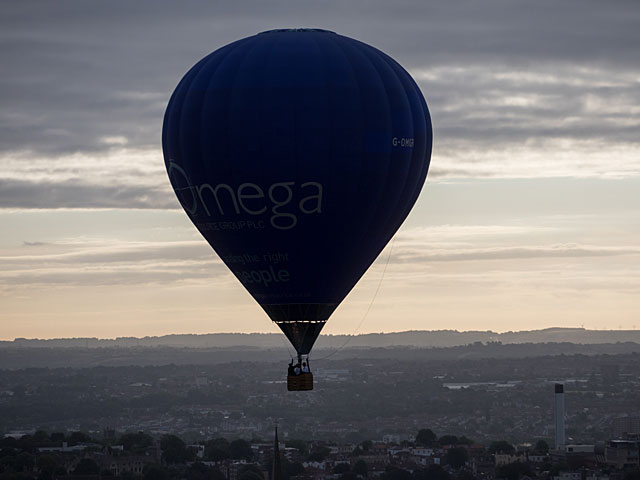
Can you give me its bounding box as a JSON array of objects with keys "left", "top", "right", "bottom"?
[
  {"left": 0, "top": 430, "right": 258, "bottom": 480},
  {"left": 0, "top": 427, "right": 514, "bottom": 480},
  {"left": 2, "top": 428, "right": 639, "bottom": 480},
  {"left": 0, "top": 427, "right": 549, "bottom": 480}
]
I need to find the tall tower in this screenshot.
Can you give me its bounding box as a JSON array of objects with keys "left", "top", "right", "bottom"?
[
  {"left": 555, "top": 383, "right": 565, "bottom": 450},
  {"left": 272, "top": 425, "right": 283, "bottom": 480}
]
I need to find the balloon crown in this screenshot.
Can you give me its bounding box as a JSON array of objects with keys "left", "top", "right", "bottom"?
[{"left": 259, "top": 28, "right": 335, "bottom": 34}]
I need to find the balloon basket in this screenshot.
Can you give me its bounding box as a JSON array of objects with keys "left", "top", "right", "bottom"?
[{"left": 287, "top": 372, "right": 314, "bottom": 391}]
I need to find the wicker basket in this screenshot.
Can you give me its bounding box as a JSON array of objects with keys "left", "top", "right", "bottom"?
[{"left": 287, "top": 372, "right": 314, "bottom": 391}]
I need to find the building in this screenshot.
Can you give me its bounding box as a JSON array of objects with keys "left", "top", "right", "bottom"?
[
  {"left": 605, "top": 439, "right": 640, "bottom": 469},
  {"left": 555, "top": 383, "right": 566, "bottom": 451},
  {"left": 98, "top": 454, "right": 154, "bottom": 476},
  {"left": 553, "top": 472, "right": 582, "bottom": 480},
  {"left": 187, "top": 444, "right": 205, "bottom": 459},
  {"left": 612, "top": 417, "right": 640, "bottom": 439},
  {"left": 495, "top": 453, "right": 527, "bottom": 466}
]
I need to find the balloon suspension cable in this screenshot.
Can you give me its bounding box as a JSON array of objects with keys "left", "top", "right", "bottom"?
[
  {"left": 313, "top": 236, "right": 396, "bottom": 362},
  {"left": 278, "top": 331, "right": 296, "bottom": 359}
]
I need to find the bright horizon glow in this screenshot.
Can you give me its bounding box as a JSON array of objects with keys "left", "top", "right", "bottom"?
[{"left": 2, "top": 176, "right": 640, "bottom": 341}]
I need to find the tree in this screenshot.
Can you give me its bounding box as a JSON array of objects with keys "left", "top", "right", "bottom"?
[
  {"left": 143, "top": 464, "right": 170, "bottom": 480},
  {"left": 195, "top": 465, "right": 225, "bottom": 480},
  {"left": 412, "top": 465, "right": 451, "bottom": 480},
  {"left": 496, "top": 462, "right": 532, "bottom": 480},
  {"left": 0, "top": 436, "right": 17, "bottom": 450},
  {"left": 340, "top": 473, "right": 360, "bottom": 480},
  {"left": 334, "top": 463, "right": 351, "bottom": 474},
  {"left": 550, "top": 463, "right": 570, "bottom": 477},
  {"left": 534, "top": 440, "right": 549, "bottom": 454},
  {"left": 73, "top": 458, "right": 99, "bottom": 475},
  {"left": 185, "top": 462, "right": 211, "bottom": 480},
  {"left": 237, "top": 464, "right": 264, "bottom": 480},
  {"left": 205, "top": 438, "right": 230, "bottom": 461},
  {"left": 68, "top": 431, "right": 92, "bottom": 445},
  {"left": 439, "top": 435, "right": 459, "bottom": 446},
  {"left": 33, "top": 430, "right": 51, "bottom": 447},
  {"left": 230, "top": 439, "right": 253, "bottom": 460},
  {"left": 361, "top": 440, "right": 373, "bottom": 452},
  {"left": 488, "top": 441, "right": 515, "bottom": 455},
  {"left": 444, "top": 447, "right": 469, "bottom": 469},
  {"left": 623, "top": 470, "right": 640, "bottom": 480},
  {"left": 416, "top": 429, "right": 437, "bottom": 447},
  {"left": 285, "top": 439, "right": 308, "bottom": 456},
  {"left": 14, "top": 452, "right": 35, "bottom": 472},
  {"left": 383, "top": 466, "right": 412, "bottom": 480},
  {"left": 160, "top": 434, "right": 191, "bottom": 464},
  {"left": 455, "top": 471, "right": 477, "bottom": 480},
  {"left": 351, "top": 447, "right": 364, "bottom": 457},
  {"left": 307, "top": 446, "right": 331, "bottom": 462},
  {"left": 17, "top": 435, "right": 37, "bottom": 453},
  {"left": 119, "top": 432, "right": 153, "bottom": 453},
  {"left": 283, "top": 460, "right": 305, "bottom": 478},
  {"left": 353, "top": 459, "right": 368, "bottom": 478},
  {"left": 36, "top": 455, "right": 59, "bottom": 479}
]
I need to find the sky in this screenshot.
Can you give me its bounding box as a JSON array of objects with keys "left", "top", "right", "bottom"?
[{"left": 1, "top": 0, "right": 639, "bottom": 340}]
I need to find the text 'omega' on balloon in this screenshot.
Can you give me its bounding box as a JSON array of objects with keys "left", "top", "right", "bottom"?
[{"left": 162, "top": 28, "right": 433, "bottom": 391}]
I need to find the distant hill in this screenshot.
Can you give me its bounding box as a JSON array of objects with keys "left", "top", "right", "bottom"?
[
  {"left": 2, "top": 327, "right": 640, "bottom": 349},
  {"left": 0, "top": 340, "right": 639, "bottom": 369}
]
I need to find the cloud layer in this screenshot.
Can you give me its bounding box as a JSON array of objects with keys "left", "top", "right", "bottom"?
[
  {"left": 1, "top": 0, "right": 640, "bottom": 208},
  {"left": 2, "top": 218, "right": 639, "bottom": 338},
  {"left": 2, "top": 223, "right": 638, "bottom": 289}
]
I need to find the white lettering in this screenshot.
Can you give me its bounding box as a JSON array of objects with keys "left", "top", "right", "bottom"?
[
  {"left": 167, "top": 163, "right": 198, "bottom": 214},
  {"left": 235, "top": 267, "right": 291, "bottom": 286},
  {"left": 197, "top": 183, "right": 239, "bottom": 216},
  {"left": 299, "top": 182, "right": 323, "bottom": 214},
  {"left": 268, "top": 182, "right": 296, "bottom": 230},
  {"left": 167, "top": 161, "right": 323, "bottom": 230},
  {"left": 392, "top": 137, "right": 414, "bottom": 148},
  {"left": 238, "top": 183, "right": 266, "bottom": 215}
]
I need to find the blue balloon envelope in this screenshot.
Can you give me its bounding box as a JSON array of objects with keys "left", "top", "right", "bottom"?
[{"left": 162, "top": 29, "right": 432, "bottom": 355}]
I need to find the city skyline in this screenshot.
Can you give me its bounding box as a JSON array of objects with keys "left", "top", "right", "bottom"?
[{"left": 1, "top": 1, "right": 640, "bottom": 340}]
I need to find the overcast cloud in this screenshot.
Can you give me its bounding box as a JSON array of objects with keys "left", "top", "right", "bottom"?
[{"left": 1, "top": 0, "right": 640, "bottom": 208}]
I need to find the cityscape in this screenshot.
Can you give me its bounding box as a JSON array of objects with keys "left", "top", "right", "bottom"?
[{"left": 1, "top": 340, "right": 639, "bottom": 479}]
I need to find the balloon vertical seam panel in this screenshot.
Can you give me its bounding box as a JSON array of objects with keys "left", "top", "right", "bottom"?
[
  {"left": 361, "top": 42, "right": 431, "bottom": 242},
  {"left": 322, "top": 34, "right": 390, "bottom": 298},
  {"left": 162, "top": 30, "right": 432, "bottom": 354},
  {"left": 351, "top": 39, "right": 418, "bottom": 254},
  {"left": 321, "top": 33, "right": 367, "bottom": 302}
]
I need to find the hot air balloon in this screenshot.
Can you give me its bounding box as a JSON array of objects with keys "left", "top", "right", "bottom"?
[{"left": 162, "top": 29, "right": 432, "bottom": 390}]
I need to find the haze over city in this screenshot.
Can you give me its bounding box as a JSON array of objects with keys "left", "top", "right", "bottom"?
[{"left": 2, "top": 0, "right": 640, "bottom": 340}]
